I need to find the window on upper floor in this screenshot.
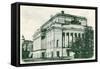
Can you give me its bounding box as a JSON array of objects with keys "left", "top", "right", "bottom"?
[
  {"left": 58, "top": 17, "right": 65, "bottom": 23},
  {"left": 71, "top": 17, "right": 81, "bottom": 25}
]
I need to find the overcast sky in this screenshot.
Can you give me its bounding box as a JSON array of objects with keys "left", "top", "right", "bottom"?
[{"left": 20, "top": 5, "right": 95, "bottom": 40}]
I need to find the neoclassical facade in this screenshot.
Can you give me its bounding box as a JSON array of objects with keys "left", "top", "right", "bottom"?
[{"left": 32, "top": 11, "right": 88, "bottom": 59}]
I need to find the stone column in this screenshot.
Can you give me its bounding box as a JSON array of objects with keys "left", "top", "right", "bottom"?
[
  {"left": 69, "top": 33, "right": 72, "bottom": 47},
  {"left": 62, "top": 33, "right": 65, "bottom": 48},
  {"left": 67, "top": 33, "right": 69, "bottom": 56},
  {"left": 65, "top": 33, "right": 67, "bottom": 48},
  {"left": 73, "top": 33, "right": 75, "bottom": 43},
  {"left": 66, "top": 33, "right": 69, "bottom": 47},
  {"left": 67, "top": 33, "right": 69, "bottom": 48},
  {"left": 71, "top": 33, "right": 73, "bottom": 46}
]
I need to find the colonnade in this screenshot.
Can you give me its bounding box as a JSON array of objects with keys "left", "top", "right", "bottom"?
[{"left": 62, "top": 32, "right": 84, "bottom": 48}]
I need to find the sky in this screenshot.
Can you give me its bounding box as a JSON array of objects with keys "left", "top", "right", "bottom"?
[{"left": 20, "top": 5, "right": 95, "bottom": 40}]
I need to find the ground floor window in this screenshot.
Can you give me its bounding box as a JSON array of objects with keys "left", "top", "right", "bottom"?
[
  {"left": 42, "top": 52, "right": 45, "bottom": 58},
  {"left": 66, "top": 49, "right": 70, "bottom": 56},
  {"left": 57, "top": 51, "right": 60, "bottom": 57},
  {"left": 51, "top": 51, "right": 53, "bottom": 58}
]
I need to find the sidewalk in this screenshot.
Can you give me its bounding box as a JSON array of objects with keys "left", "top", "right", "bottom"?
[{"left": 23, "top": 56, "right": 73, "bottom": 62}]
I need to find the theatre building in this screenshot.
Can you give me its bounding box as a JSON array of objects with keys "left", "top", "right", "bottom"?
[{"left": 32, "top": 11, "right": 88, "bottom": 59}]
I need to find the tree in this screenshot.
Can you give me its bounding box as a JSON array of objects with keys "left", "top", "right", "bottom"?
[
  {"left": 71, "top": 38, "right": 84, "bottom": 58},
  {"left": 83, "top": 27, "right": 94, "bottom": 58},
  {"left": 71, "top": 26, "right": 94, "bottom": 58}
]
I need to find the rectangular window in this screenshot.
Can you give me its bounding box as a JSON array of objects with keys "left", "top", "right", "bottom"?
[
  {"left": 42, "top": 52, "right": 45, "bottom": 58},
  {"left": 58, "top": 17, "right": 64, "bottom": 23},
  {"left": 57, "top": 51, "right": 60, "bottom": 57},
  {"left": 56, "top": 40, "right": 59, "bottom": 47}
]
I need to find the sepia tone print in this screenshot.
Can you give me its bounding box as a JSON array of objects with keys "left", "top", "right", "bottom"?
[{"left": 20, "top": 6, "right": 95, "bottom": 64}]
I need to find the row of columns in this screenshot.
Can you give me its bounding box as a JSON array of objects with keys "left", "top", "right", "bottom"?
[{"left": 62, "top": 32, "right": 84, "bottom": 48}]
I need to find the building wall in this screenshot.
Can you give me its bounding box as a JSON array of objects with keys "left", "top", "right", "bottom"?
[
  {"left": 45, "top": 28, "right": 55, "bottom": 58},
  {"left": 33, "top": 33, "right": 41, "bottom": 51},
  {"left": 33, "top": 27, "right": 85, "bottom": 59},
  {"left": 33, "top": 33, "right": 42, "bottom": 58},
  {"left": 33, "top": 50, "right": 46, "bottom": 59},
  {"left": 53, "top": 28, "right": 63, "bottom": 58}
]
